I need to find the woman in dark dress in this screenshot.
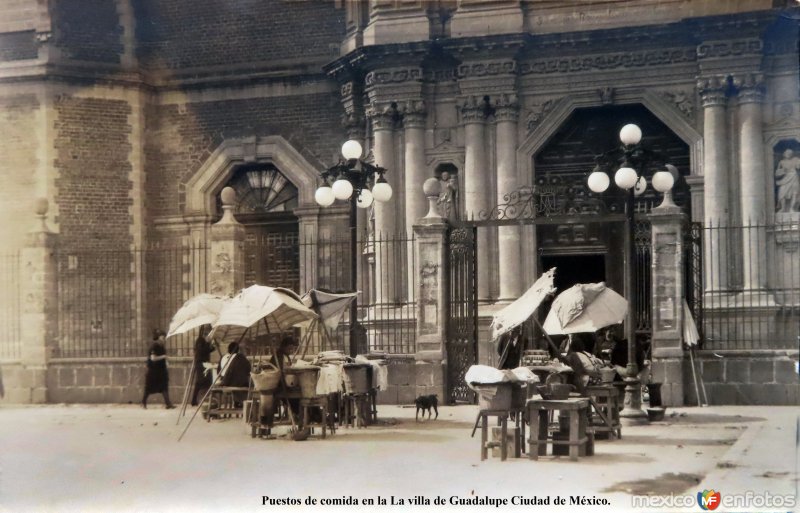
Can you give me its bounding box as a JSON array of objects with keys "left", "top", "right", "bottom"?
[
  {"left": 190, "top": 325, "right": 215, "bottom": 406},
  {"left": 142, "top": 329, "right": 174, "bottom": 409}
]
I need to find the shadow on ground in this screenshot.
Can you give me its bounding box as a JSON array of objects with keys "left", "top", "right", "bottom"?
[{"left": 602, "top": 472, "right": 703, "bottom": 495}]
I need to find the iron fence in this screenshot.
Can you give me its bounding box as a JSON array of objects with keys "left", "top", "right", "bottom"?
[
  {"left": 0, "top": 251, "right": 21, "bottom": 360},
  {"left": 56, "top": 245, "right": 209, "bottom": 358},
  {"left": 701, "top": 221, "right": 800, "bottom": 350}
]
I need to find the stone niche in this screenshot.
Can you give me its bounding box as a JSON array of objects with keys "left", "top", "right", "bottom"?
[{"left": 773, "top": 138, "right": 800, "bottom": 217}]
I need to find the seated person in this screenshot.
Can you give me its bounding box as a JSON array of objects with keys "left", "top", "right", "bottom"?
[
  {"left": 219, "top": 342, "right": 251, "bottom": 406},
  {"left": 563, "top": 333, "right": 601, "bottom": 394},
  {"left": 270, "top": 335, "right": 298, "bottom": 370},
  {"left": 609, "top": 335, "right": 650, "bottom": 383},
  {"left": 261, "top": 336, "right": 300, "bottom": 425}
]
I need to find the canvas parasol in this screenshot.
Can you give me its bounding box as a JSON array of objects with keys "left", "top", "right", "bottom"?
[
  {"left": 166, "top": 293, "right": 229, "bottom": 338},
  {"left": 301, "top": 289, "right": 358, "bottom": 332},
  {"left": 210, "top": 285, "right": 317, "bottom": 344},
  {"left": 490, "top": 268, "right": 556, "bottom": 340},
  {"left": 542, "top": 282, "right": 627, "bottom": 335}
]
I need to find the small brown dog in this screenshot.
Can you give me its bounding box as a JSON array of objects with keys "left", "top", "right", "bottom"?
[{"left": 415, "top": 394, "right": 438, "bottom": 422}]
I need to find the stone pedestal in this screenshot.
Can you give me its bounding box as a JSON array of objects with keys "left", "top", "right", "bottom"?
[
  {"left": 20, "top": 199, "right": 58, "bottom": 403},
  {"left": 413, "top": 179, "right": 449, "bottom": 399},
  {"left": 648, "top": 201, "right": 687, "bottom": 407},
  {"left": 209, "top": 187, "right": 245, "bottom": 296}
]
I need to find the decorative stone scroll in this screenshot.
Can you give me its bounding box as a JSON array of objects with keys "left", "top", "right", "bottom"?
[
  {"left": 365, "top": 67, "right": 423, "bottom": 86},
  {"left": 456, "top": 60, "right": 516, "bottom": 79},
  {"left": 525, "top": 99, "right": 555, "bottom": 133},
  {"left": 696, "top": 39, "right": 763, "bottom": 60},
  {"left": 659, "top": 89, "right": 694, "bottom": 120}
]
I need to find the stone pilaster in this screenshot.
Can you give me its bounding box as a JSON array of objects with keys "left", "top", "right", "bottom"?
[
  {"left": 403, "top": 100, "right": 427, "bottom": 302},
  {"left": 734, "top": 73, "right": 770, "bottom": 294},
  {"left": 461, "top": 95, "right": 491, "bottom": 301},
  {"left": 209, "top": 187, "right": 245, "bottom": 296},
  {"left": 648, "top": 202, "right": 687, "bottom": 407},
  {"left": 494, "top": 93, "right": 522, "bottom": 301},
  {"left": 20, "top": 199, "right": 58, "bottom": 403},
  {"left": 697, "top": 76, "right": 731, "bottom": 294},
  {"left": 368, "top": 102, "right": 399, "bottom": 304},
  {"left": 413, "top": 178, "right": 448, "bottom": 399}
]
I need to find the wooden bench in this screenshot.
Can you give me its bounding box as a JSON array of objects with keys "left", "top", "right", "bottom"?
[{"left": 585, "top": 385, "right": 622, "bottom": 439}]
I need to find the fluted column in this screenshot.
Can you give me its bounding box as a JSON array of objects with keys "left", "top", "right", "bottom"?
[
  {"left": 735, "top": 73, "right": 768, "bottom": 292},
  {"left": 461, "top": 96, "right": 491, "bottom": 301},
  {"left": 494, "top": 93, "right": 522, "bottom": 301},
  {"left": 370, "top": 104, "right": 398, "bottom": 304},
  {"left": 698, "top": 77, "right": 731, "bottom": 294},
  {"left": 404, "top": 100, "right": 427, "bottom": 302}
]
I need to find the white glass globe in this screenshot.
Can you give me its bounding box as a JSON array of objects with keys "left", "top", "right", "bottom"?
[
  {"left": 372, "top": 181, "right": 393, "bottom": 202},
  {"left": 615, "top": 167, "right": 638, "bottom": 190},
  {"left": 634, "top": 176, "right": 647, "bottom": 196},
  {"left": 315, "top": 186, "right": 335, "bottom": 207},
  {"left": 619, "top": 124, "right": 642, "bottom": 146},
  {"left": 587, "top": 171, "right": 610, "bottom": 193},
  {"left": 356, "top": 189, "right": 374, "bottom": 208},
  {"left": 652, "top": 170, "right": 675, "bottom": 193},
  {"left": 341, "top": 140, "right": 363, "bottom": 160},
  {"left": 332, "top": 178, "right": 354, "bottom": 200}
]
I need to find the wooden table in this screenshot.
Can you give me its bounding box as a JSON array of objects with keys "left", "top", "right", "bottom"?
[
  {"left": 527, "top": 397, "right": 592, "bottom": 461},
  {"left": 585, "top": 385, "right": 622, "bottom": 439}
]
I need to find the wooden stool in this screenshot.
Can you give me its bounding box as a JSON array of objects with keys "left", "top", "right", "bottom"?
[
  {"left": 585, "top": 385, "right": 622, "bottom": 439},
  {"left": 299, "top": 397, "right": 332, "bottom": 439},
  {"left": 205, "top": 386, "right": 249, "bottom": 421},
  {"left": 527, "top": 398, "right": 592, "bottom": 461},
  {"left": 477, "top": 410, "right": 510, "bottom": 461},
  {"left": 342, "top": 394, "right": 369, "bottom": 428}
]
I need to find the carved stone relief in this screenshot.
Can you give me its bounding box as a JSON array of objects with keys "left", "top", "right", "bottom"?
[
  {"left": 773, "top": 139, "right": 800, "bottom": 215},
  {"left": 659, "top": 89, "right": 695, "bottom": 120},
  {"left": 525, "top": 99, "right": 555, "bottom": 133}
]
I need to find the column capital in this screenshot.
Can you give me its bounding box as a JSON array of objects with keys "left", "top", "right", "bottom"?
[
  {"left": 733, "top": 72, "right": 766, "bottom": 104},
  {"left": 401, "top": 99, "right": 426, "bottom": 129},
  {"left": 493, "top": 92, "right": 520, "bottom": 123},
  {"left": 341, "top": 111, "right": 365, "bottom": 140},
  {"left": 367, "top": 101, "right": 400, "bottom": 131},
  {"left": 459, "top": 95, "right": 489, "bottom": 124},
  {"left": 696, "top": 76, "right": 729, "bottom": 108}
]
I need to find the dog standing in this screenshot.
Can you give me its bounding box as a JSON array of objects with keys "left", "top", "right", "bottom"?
[{"left": 415, "top": 394, "right": 439, "bottom": 422}]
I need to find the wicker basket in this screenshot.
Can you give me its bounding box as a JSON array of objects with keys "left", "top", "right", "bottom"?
[
  {"left": 343, "top": 363, "right": 370, "bottom": 394},
  {"left": 284, "top": 366, "right": 321, "bottom": 398},
  {"left": 473, "top": 382, "right": 513, "bottom": 410},
  {"left": 250, "top": 364, "right": 281, "bottom": 392}
]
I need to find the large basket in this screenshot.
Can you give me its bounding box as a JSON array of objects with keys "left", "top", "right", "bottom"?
[
  {"left": 473, "top": 382, "right": 513, "bottom": 411},
  {"left": 250, "top": 364, "right": 281, "bottom": 393},
  {"left": 343, "top": 363, "right": 370, "bottom": 395},
  {"left": 284, "top": 366, "right": 321, "bottom": 398}
]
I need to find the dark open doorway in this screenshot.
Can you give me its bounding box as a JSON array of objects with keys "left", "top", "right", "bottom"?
[{"left": 541, "top": 253, "right": 606, "bottom": 293}]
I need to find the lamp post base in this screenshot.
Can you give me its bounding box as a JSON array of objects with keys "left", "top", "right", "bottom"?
[{"left": 619, "top": 376, "right": 648, "bottom": 422}]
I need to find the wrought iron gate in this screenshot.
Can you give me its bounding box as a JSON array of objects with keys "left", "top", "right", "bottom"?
[
  {"left": 446, "top": 226, "right": 478, "bottom": 404},
  {"left": 684, "top": 221, "right": 703, "bottom": 344}
]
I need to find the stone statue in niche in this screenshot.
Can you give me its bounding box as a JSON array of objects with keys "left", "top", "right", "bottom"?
[
  {"left": 437, "top": 171, "right": 458, "bottom": 221},
  {"left": 775, "top": 148, "right": 800, "bottom": 213}
]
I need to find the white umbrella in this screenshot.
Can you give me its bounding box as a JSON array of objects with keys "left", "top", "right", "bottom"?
[
  {"left": 301, "top": 289, "right": 359, "bottom": 332},
  {"left": 166, "top": 293, "right": 228, "bottom": 338},
  {"left": 210, "top": 285, "right": 318, "bottom": 344},
  {"left": 490, "top": 268, "right": 556, "bottom": 340},
  {"left": 683, "top": 299, "right": 700, "bottom": 347},
  {"left": 542, "top": 282, "right": 627, "bottom": 335}
]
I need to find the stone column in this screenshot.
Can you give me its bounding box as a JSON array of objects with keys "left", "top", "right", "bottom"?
[
  {"left": 494, "top": 93, "right": 522, "bottom": 302},
  {"left": 698, "top": 77, "right": 731, "bottom": 294},
  {"left": 413, "top": 178, "right": 448, "bottom": 400},
  {"left": 648, "top": 201, "right": 688, "bottom": 407},
  {"left": 461, "top": 96, "right": 491, "bottom": 301},
  {"left": 370, "top": 104, "right": 398, "bottom": 304},
  {"left": 735, "top": 73, "right": 769, "bottom": 293},
  {"left": 404, "top": 100, "right": 427, "bottom": 302},
  {"left": 20, "top": 199, "right": 58, "bottom": 403},
  {"left": 209, "top": 187, "right": 245, "bottom": 296}
]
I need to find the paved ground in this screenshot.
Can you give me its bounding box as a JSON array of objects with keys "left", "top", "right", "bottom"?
[{"left": 0, "top": 403, "right": 796, "bottom": 513}]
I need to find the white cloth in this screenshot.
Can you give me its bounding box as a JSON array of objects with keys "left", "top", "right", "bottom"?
[
  {"left": 355, "top": 356, "right": 389, "bottom": 391},
  {"left": 316, "top": 364, "right": 344, "bottom": 395},
  {"left": 464, "top": 365, "right": 507, "bottom": 386},
  {"left": 219, "top": 354, "right": 233, "bottom": 377}
]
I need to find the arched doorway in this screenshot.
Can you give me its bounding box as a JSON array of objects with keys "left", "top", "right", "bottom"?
[
  {"left": 220, "top": 163, "right": 300, "bottom": 291},
  {"left": 532, "top": 104, "right": 691, "bottom": 335}
]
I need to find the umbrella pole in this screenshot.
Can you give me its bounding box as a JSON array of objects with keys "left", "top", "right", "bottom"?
[
  {"left": 176, "top": 362, "right": 196, "bottom": 425},
  {"left": 688, "top": 347, "right": 703, "bottom": 406},
  {"left": 531, "top": 316, "right": 563, "bottom": 358}
]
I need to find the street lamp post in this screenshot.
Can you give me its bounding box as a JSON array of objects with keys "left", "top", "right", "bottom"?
[
  {"left": 587, "top": 123, "right": 676, "bottom": 420},
  {"left": 314, "top": 140, "right": 392, "bottom": 357}
]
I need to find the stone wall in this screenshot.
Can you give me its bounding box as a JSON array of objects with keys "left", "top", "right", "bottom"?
[
  {"left": 52, "top": 0, "right": 123, "bottom": 64},
  {"left": 685, "top": 351, "right": 799, "bottom": 406}
]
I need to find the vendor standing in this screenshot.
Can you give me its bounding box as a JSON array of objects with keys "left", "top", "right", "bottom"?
[{"left": 190, "top": 324, "right": 215, "bottom": 407}]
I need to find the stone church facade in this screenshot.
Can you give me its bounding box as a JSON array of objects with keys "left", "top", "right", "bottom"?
[{"left": 0, "top": 1, "right": 797, "bottom": 405}]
